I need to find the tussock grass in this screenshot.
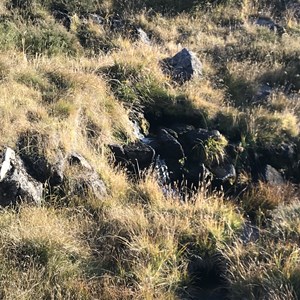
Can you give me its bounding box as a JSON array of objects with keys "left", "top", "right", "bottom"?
[
  {"left": 0, "top": 206, "right": 92, "bottom": 299},
  {"left": 87, "top": 174, "right": 244, "bottom": 299},
  {"left": 0, "top": 0, "right": 299, "bottom": 298}
]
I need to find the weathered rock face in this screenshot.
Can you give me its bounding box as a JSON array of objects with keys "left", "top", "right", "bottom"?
[
  {"left": 17, "top": 133, "right": 64, "bottom": 186},
  {"left": 161, "top": 48, "right": 203, "bottom": 83},
  {"left": 109, "top": 141, "right": 155, "bottom": 174},
  {"left": 0, "top": 148, "right": 43, "bottom": 206}
]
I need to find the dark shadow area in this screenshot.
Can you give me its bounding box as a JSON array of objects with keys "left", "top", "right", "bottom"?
[{"left": 179, "top": 252, "right": 229, "bottom": 300}]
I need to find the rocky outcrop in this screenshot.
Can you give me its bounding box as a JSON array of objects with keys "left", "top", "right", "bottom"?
[
  {"left": 161, "top": 48, "right": 203, "bottom": 83},
  {"left": 0, "top": 148, "right": 43, "bottom": 206},
  {"left": 110, "top": 124, "right": 230, "bottom": 190},
  {"left": 109, "top": 141, "right": 155, "bottom": 174},
  {"left": 17, "top": 132, "right": 64, "bottom": 186},
  {"left": 0, "top": 140, "right": 108, "bottom": 205}
]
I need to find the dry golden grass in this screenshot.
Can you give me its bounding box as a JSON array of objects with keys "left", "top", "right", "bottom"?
[
  {"left": 0, "top": 0, "right": 299, "bottom": 298},
  {"left": 0, "top": 206, "right": 92, "bottom": 299}
]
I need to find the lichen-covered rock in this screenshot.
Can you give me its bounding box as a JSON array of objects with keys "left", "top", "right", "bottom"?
[
  {"left": 0, "top": 147, "right": 43, "bottom": 206},
  {"left": 161, "top": 48, "right": 203, "bottom": 83}
]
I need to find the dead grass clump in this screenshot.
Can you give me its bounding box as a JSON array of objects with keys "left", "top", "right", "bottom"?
[{"left": 241, "top": 181, "right": 290, "bottom": 223}]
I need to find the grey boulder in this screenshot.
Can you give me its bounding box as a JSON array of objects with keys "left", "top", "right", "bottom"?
[
  {"left": 261, "top": 165, "right": 284, "bottom": 185},
  {"left": 161, "top": 48, "right": 203, "bottom": 83},
  {"left": 109, "top": 141, "right": 155, "bottom": 174},
  {"left": 0, "top": 147, "right": 43, "bottom": 206}
]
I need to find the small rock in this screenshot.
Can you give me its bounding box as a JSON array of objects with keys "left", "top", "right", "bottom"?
[
  {"left": 261, "top": 165, "right": 284, "bottom": 185},
  {"left": 109, "top": 141, "right": 155, "bottom": 174},
  {"left": 110, "top": 14, "right": 124, "bottom": 31},
  {"left": 124, "top": 142, "right": 155, "bottom": 170},
  {"left": 137, "top": 28, "right": 151, "bottom": 44},
  {"left": 211, "top": 164, "right": 236, "bottom": 182},
  {"left": 254, "top": 17, "right": 285, "bottom": 35},
  {"left": 158, "top": 129, "right": 185, "bottom": 161},
  {"left": 0, "top": 148, "right": 43, "bottom": 206},
  {"left": 161, "top": 48, "right": 203, "bottom": 83},
  {"left": 71, "top": 172, "right": 107, "bottom": 200},
  {"left": 241, "top": 221, "right": 259, "bottom": 244}
]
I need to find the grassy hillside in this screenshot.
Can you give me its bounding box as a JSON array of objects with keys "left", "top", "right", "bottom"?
[{"left": 0, "top": 0, "right": 299, "bottom": 299}]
